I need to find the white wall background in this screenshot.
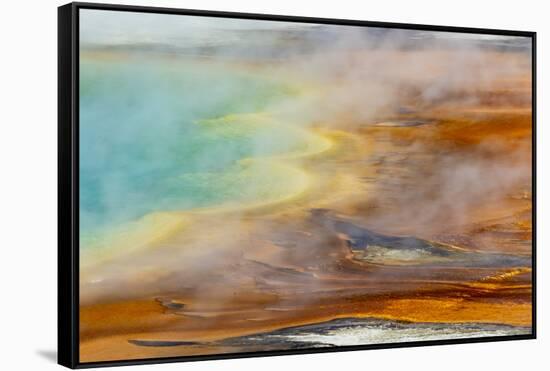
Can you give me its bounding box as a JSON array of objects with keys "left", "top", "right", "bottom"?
[{"left": 0, "top": 0, "right": 545, "bottom": 369}]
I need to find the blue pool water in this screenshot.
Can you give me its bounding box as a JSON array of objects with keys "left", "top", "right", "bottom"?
[{"left": 79, "top": 55, "right": 312, "bottom": 240}]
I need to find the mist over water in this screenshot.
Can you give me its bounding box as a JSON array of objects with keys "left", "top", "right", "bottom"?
[{"left": 79, "top": 10, "right": 532, "bottom": 243}]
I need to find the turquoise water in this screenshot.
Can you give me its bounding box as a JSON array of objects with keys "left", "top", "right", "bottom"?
[{"left": 79, "top": 55, "right": 313, "bottom": 240}]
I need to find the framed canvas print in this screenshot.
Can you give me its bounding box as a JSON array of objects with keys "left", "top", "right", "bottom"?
[{"left": 58, "top": 2, "right": 536, "bottom": 368}]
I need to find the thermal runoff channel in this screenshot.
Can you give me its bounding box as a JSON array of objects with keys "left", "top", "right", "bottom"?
[{"left": 78, "top": 9, "right": 533, "bottom": 362}]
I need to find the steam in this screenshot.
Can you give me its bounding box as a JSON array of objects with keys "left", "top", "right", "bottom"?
[
  {"left": 78, "top": 8, "right": 532, "bottom": 311},
  {"left": 360, "top": 141, "right": 532, "bottom": 237}
]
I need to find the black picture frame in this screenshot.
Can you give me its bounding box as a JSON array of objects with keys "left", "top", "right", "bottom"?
[{"left": 58, "top": 2, "right": 537, "bottom": 368}]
